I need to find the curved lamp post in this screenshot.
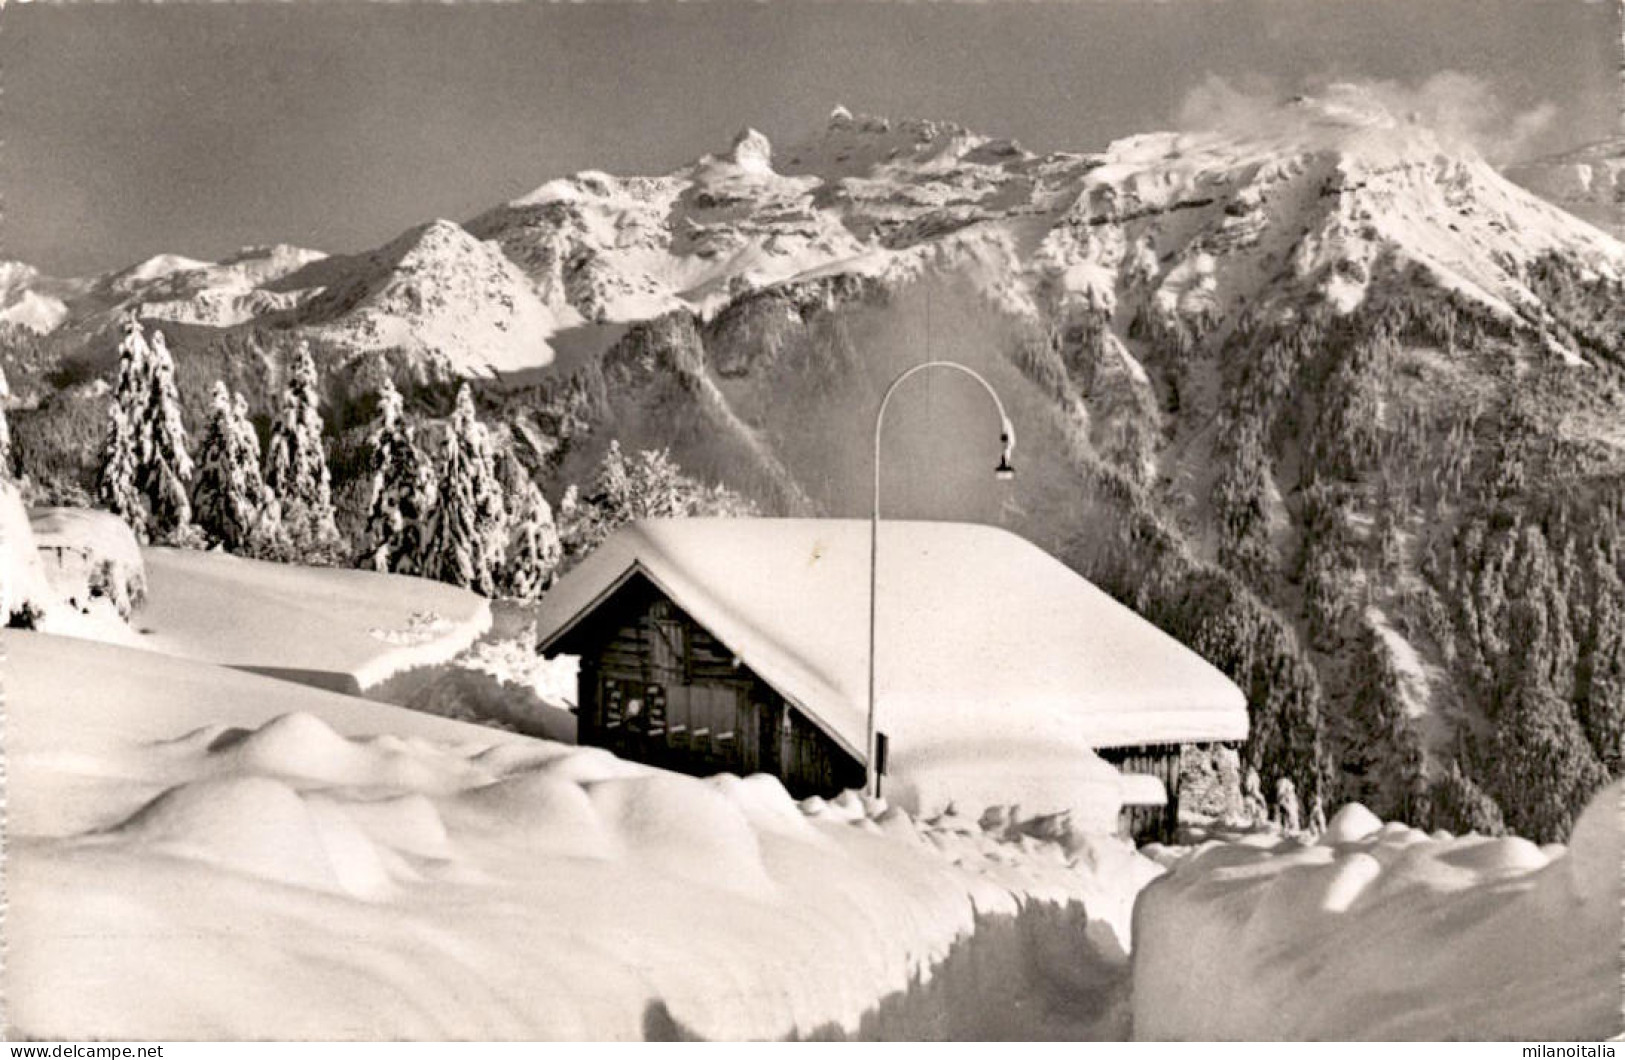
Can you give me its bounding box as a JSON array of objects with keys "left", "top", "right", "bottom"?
[{"left": 867, "top": 360, "right": 1016, "bottom": 797}]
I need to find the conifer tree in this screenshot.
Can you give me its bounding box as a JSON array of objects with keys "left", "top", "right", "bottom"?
[
  {"left": 98, "top": 320, "right": 151, "bottom": 530},
  {"left": 234, "top": 392, "right": 284, "bottom": 553},
  {"left": 558, "top": 439, "right": 756, "bottom": 561},
  {"left": 420, "top": 384, "right": 505, "bottom": 595},
  {"left": 193, "top": 381, "right": 278, "bottom": 552},
  {"left": 1578, "top": 542, "right": 1625, "bottom": 773},
  {"left": 265, "top": 341, "right": 340, "bottom": 555},
  {"left": 136, "top": 329, "right": 194, "bottom": 538},
  {"left": 503, "top": 474, "right": 562, "bottom": 600},
  {"left": 468, "top": 393, "right": 509, "bottom": 584},
  {"left": 362, "top": 377, "right": 432, "bottom": 574}
]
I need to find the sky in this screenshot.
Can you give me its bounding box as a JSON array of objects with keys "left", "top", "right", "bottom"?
[{"left": 2, "top": 0, "right": 1618, "bottom": 277}]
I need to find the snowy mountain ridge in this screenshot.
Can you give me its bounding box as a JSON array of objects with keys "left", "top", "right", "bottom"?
[
  {"left": 8, "top": 88, "right": 1623, "bottom": 380},
  {"left": 1507, "top": 136, "right": 1625, "bottom": 241}
]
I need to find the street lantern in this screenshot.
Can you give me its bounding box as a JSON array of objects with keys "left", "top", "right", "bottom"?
[{"left": 867, "top": 360, "right": 1016, "bottom": 797}]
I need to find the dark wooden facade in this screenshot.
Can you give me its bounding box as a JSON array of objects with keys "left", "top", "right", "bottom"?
[
  {"left": 556, "top": 573, "right": 867, "bottom": 799},
  {"left": 1098, "top": 743, "right": 1184, "bottom": 844}
]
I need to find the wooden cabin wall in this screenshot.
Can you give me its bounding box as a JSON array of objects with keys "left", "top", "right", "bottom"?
[
  {"left": 572, "top": 576, "right": 865, "bottom": 799},
  {"left": 1098, "top": 743, "right": 1184, "bottom": 844}
]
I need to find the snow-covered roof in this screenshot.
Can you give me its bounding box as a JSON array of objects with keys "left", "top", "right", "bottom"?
[{"left": 536, "top": 519, "right": 1248, "bottom": 762}]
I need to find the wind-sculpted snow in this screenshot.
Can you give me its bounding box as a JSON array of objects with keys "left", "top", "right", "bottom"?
[
  {"left": 5, "top": 631, "right": 1154, "bottom": 1040},
  {"left": 1131, "top": 789, "right": 1624, "bottom": 1040}
]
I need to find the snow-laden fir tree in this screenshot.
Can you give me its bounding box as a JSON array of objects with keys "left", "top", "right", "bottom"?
[
  {"left": 265, "top": 341, "right": 340, "bottom": 556},
  {"left": 98, "top": 319, "right": 151, "bottom": 530},
  {"left": 193, "top": 381, "right": 280, "bottom": 553},
  {"left": 135, "top": 329, "right": 194, "bottom": 539},
  {"left": 468, "top": 394, "right": 509, "bottom": 583},
  {"left": 503, "top": 472, "right": 562, "bottom": 600},
  {"left": 559, "top": 439, "right": 753, "bottom": 559},
  {"left": 420, "top": 384, "right": 507, "bottom": 595},
  {"left": 361, "top": 377, "right": 432, "bottom": 574},
  {"left": 234, "top": 392, "right": 284, "bottom": 552}
]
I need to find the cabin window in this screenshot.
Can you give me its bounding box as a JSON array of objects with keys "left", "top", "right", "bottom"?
[{"left": 648, "top": 603, "right": 689, "bottom": 681}]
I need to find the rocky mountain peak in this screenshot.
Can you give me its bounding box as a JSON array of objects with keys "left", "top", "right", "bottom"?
[{"left": 728, "top": 127, "right": 774, "bottom": 174}]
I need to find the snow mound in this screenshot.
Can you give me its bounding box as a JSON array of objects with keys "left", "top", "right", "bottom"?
[
  {"left": 1, "top": 482, "right": 54, "bottom": 622},
  {"left": 452, "top": 771, "right": 615, "bottom": 859},
  {"left": 107, "top": 775, "right": 396, "bottom": 900},
  {"left": 1132, "top": 782, "right": 1625, "bottom": 1040},
  {"left": 708, "top": 772, "right": 817, "bottom": 839},
  {"left": 587, "top": 773, "right": 775, "bottom": 896},
  {"left": 29, "top": 506, "right": 146, "bottom": 615},
  {"left": 1318, "top": 802, "right": 1383, "bottom": 844},
  {"left": 208, "top": 711, "right": 492, "bottom": 794},
  {"left": 1566, "top": 780, "right": 1623, "bottom": 905}
]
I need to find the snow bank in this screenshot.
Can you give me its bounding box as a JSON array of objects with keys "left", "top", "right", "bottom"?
[
  {"left": 457, "top": 622, "right": 579, "bottom": 707},
  {"left": 6, "top": 630, "right": 1157, "bottom": 1040},
  {"left": 29, "top": 506, "right": 146, "bottom": 620},
  {"left": 0, "top": 481, "right": 54, "bottom": 622},
  {"left": 130, "top": 547, "right": 491, "bottom": 691},
  {"left": 1131, "top": 789, "right": 1624, "bottom": 1040}
]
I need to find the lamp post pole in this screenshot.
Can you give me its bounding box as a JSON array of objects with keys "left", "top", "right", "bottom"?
[{"left": 868, "top": 360, "right": 1016, "bottom": 798}]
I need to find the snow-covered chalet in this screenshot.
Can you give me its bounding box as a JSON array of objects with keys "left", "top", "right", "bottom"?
[{"left": 533, "top": 518, "right": 1247, "bottom": 838}]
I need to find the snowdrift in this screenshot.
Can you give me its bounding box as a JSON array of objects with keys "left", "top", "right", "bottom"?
[
  {"left": 6, "top": 504, "right": 487, "bottom": 694},
  {"left": 1131, "top": 792, "right": 1624, "bottom": 1040},
  {"left": 30, "top": 506, "right": 146, "bottom": 618},
  {"left": 0, "top": 481, "right": 54, "bottom": 621},
  {"left": 5, "top": 631, "right": 1155, "bottom": 1040},
  {"left": 133, "top": 546, "right": 491, "bottom": 691}
]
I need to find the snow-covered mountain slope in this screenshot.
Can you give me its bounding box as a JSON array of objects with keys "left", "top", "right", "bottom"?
[
  {"left": 0, "top": 261, "right": 80, "bottom": 334},
  {"left": 12, "top": 86, "right": 1621, "bottom": 380},
  {"left": 279, "top": 220, "right": 559, "bottom": 377},
  {"left": 469, "top": 86, "right": 1625, "bottom": 349},
  {"left": 4, "top": 229, "right": 557, "bottom": 380},
  {"left": 1508, "top": 137, "right": 1625, "bottom": 240}
]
